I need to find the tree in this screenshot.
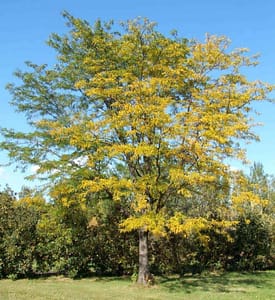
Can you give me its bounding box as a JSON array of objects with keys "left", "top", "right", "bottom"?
[
  {"left": 243, "top": 163, "right": 275, "bottom": 268},
  {"left": 248, "top": 162, "right": 270, "bottom": 200},
  {"left": 0, "top": 186, "right": 44, "bottom": 278},
  {"left": 0, "top": 13, "right": 273, "bottom": 284}
]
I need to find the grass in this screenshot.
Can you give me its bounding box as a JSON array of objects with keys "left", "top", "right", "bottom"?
[{"left": 0, "top": 271, "right": 274, "bottom": 300}]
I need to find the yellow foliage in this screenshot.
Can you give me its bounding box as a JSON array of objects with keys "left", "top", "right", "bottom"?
[
  {"left": 88, "top": 217, "right": 99, "bottom": 228},
  {"left": 168, "top": 213, "right": 208, "bottom": 235},
  {"left": 15, "top": 19, "right": 272, "bottom": 239},
  {"left": 232, "top": 191, "right": 269, "bottom": 213},
  {"left": 132, "top": 193, "right": 149, "bottom": 212},
  {"left": 17, "top": 195, "right": 45, "bottom": 208},
  {"left": 82, "top": 177, "right": 132, "bottom": 202},
  {"left": 120, "top": 211, "right": 167, "bottom": 237}
]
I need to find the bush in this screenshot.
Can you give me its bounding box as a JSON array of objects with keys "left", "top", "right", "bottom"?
[
  {"left": 229, "top": 213, "right": 273, "bottom": 271},
  {"left": 0, "top": 189, "right": 40, "bottom": 278}
]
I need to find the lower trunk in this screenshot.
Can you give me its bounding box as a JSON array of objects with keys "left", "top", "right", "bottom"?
[{"left": 137, "top": 229, "right": 151, "bottom": 285}]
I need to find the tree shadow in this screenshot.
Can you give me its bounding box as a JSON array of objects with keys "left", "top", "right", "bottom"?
[
  {"left": 92, "top": 275, "right": 130, "bottom": 283},
  {"left": 157, "top": 271, "right": 274, "bottom": 294}
]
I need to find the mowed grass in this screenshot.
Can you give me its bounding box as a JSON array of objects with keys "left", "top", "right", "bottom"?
[{"left": 0, "top": 271, "right": 274, "bottom": 300}]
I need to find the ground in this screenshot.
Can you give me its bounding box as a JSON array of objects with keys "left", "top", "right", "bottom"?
[{"left": 0, "top": 271, "right": 274, "bottom": 300}]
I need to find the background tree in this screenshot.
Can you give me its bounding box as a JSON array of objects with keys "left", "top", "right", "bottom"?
[
  {"left": 0, "top": 13, "right": 273, "bottom": 284},
  {"left": 226, "top": 164, "right": 274, "bottom": 270},
  {"left": 0, "top": 186, "right": 45, "bottom": 278}
]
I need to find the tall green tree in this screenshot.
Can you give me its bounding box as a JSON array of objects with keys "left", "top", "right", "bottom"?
[
  {"left": 1, "top": 13, "right": 273, "bottom": 284},
  {"left": 248, "top": 162, "right": 270, "bottom": 200}
]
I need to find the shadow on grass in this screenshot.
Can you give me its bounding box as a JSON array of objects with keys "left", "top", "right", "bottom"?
[
  {"left": 157, "top": 271, "right": 274, "bottom": 294},
  {"left": 92, "top": 275, "right": 131, "bottom": 283}
]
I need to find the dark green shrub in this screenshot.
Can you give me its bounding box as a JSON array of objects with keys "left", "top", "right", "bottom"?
[
  {"left": 0, "top": 189, "right": 41, "bottom": 278},
  {"left": 230, "top": 213, "right": 273, "bottom": 271}
]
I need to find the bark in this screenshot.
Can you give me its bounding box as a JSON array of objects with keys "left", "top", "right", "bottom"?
[{"left": 137, "top": 229, "right": 151, "bottom": 285}]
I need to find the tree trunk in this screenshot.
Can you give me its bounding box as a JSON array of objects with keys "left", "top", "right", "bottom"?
[{"left": 137, "top": 229, "right": 151, "bottom": 285}]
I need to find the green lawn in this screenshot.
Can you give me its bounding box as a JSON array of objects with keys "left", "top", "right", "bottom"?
[{"left": 0, "top": 271, "right": 274, "bottom": 300}]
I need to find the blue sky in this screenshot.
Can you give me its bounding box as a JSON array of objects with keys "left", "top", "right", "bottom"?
[{"left": 1, "top": 0, "right": 275, "bottom": 192}]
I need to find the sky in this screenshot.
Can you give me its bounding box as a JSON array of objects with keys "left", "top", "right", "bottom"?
[{"left": 0, "top": 0, "right": 275, "bottom": 192}]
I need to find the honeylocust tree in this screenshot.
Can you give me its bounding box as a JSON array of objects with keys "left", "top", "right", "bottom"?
[{"left": 1, "top": 13, "right": 272, "bottom": 284}]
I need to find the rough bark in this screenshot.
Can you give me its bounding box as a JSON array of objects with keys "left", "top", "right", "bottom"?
[{"left": 137, "top": 229, "right": 151, "bottom": 285}]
